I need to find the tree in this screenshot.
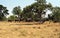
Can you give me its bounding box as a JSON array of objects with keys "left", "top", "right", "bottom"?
[
  {"left": 48, "top": 7, "right": 60, "bottom": 22},
  {"left": 8, "top": 15, "right": 17, "bottom": 21},
  {"left": 51, "top": 7, "right": 60, "bottom": 22},
  {"left": 23, "top": 5, "right": 34, "bottom": 21},
  {"left": 33, "top": 0, "right": 52, "bottom": 19},
  {"left": 12, "top": 6, "right": 22, "bottom": 21},
  {"left": 35, "top": 0, "right": 46, "bottom": 4},
  {"left": 0, "top": 5, "right": 9, "bottom": 21},
  {"left": 23, "top": 0, "right": 52, "bottom": 22}
]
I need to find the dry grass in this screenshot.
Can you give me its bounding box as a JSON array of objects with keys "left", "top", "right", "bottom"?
[{"left": 0, "top": 21, "right": 60, "bottom": 38}]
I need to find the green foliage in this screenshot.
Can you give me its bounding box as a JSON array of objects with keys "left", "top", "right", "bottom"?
[
  {"left": 52, "top": 7, "right": 60, "bottom": 22},
  {"left": 0, "top": 5, "right": 9, "bottom": 21},
  {"left": 35, "top": 0, "right": 46, "bottom": 4},
  {"left": 12, "top": 6, "right": 22, "bottom": 21},
  {"left": 8, "top": 15, "right": 17, "bottom": 21},
  {"left": 12, "top": 6, "right": 22, "bottom": 15},
  {"left": 22, "top": 0, "right": 52, "bottom": 21},
  {"left": 48, "top": 7, "right": 60, "bottom": 22}
]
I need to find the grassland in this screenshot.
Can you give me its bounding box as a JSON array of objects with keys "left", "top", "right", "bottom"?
[{"left": 0, "top": 21, "right": 60, "bottom": 38}]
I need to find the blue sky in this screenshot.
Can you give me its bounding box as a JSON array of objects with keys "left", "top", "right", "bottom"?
[
  {"left": 0, "top": 0, "right": 35, "bottom": 15},
  {"left": 0, "top": 0, "right": 60, "bottom": 16}
]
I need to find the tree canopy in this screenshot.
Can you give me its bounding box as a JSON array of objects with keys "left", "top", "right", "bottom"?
[
  {"left": 0, "top": 5, "right": 9, "bottom": 21},
  {"left": 22, "top": 0, "right": 52, "bottom": 22},
  {"left": 12, "top": 6, "right": 22, "bottom": 21}
]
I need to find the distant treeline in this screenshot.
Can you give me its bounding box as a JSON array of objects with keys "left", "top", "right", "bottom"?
[{"left": 0, "top": 0, "right": 60, "bottom": 23}]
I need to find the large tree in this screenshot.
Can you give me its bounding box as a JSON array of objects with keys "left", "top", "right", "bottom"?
[
  {"left": 23, "top": 0, "right": 52, "bottom": 22},
  {"left": 0, "top": 5, "right": 9, "bottom": 21},
  {"left": 12, "top": 6, "right": 22, "bottom": 21},
  {"left": 33, "top": 0, "right": 52, "bottom": 19},
  {"left": 23, "top": 5, "right": 34, "bottom": 21},
  {"left": 50, "top": 7, "right": 60, "bottom": 22}
]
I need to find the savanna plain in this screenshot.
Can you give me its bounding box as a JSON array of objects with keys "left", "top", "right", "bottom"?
[{"left": 0, "top": 21, "right": 60, "bottom": 38}]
